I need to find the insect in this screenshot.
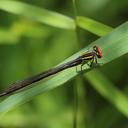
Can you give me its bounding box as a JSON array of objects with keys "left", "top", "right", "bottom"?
[{"left": 0, "top": 45, "right": 102, "bottom": 97}]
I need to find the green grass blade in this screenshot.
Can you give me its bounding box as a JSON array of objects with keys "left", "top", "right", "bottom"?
[
  {"left": 0, "top": 22, "right": 128, "bottom": 114},
  {"left": 92, "top": 86, "right": 128, "bottom": 128},
  {"left": 85, "top": 70, "right": 128, "bottom": 117},
  {"left": 77, "top": 16, "right": 113, "bottom": 36},
  {"left": 0, "top": 0, "right": 75, "bottom": 29},
  {"left": 0, "top": 0, "right": 115, "bottom": 39}
]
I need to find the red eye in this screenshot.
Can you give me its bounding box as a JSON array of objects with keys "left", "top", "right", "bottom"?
[{"left": 97, "top": 47, "right": 102, "bottom": 58}]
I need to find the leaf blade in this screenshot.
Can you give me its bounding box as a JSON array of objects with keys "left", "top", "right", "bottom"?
[
  {"left": 0, "top": 0, "right": 75, "bottom": 29},
  {"left": 0, "top": 22, "right": 128, "bottom": 113},
  {"left": 77, "top": 16, "right": 113, "bottom": 36}
]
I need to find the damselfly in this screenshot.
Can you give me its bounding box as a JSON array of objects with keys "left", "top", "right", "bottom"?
[{"left": 0, "top": 45, "right": 102, "bottom": 97}]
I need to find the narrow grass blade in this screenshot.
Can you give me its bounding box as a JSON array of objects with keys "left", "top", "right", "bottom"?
[
  {"left": 85, "top": 70, "right": 128, "bottom": 117},
  {"left": 0, "top": 0, "right": 75, "bottom": 29},
  {"left": 0, "top": 22, "right": 128, "bottom": 114},
  {"left": 77, "top": 16, "right": 113, "bottom": 36}
]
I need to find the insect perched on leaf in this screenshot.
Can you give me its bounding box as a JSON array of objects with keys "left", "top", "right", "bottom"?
[{"left": 0, "top": 45, "right": 102, "bottom": 97}]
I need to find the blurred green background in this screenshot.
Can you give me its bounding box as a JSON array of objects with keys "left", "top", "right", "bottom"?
[{"left": 0, "top": 0, "right": 128, "bottom": 128}]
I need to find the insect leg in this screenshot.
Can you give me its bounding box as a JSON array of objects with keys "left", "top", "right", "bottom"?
[
  {"left": 80, "top": 59, "right": 90, "bottom": 71},
  {"left": 88, "top": 56, "right": 95, "bottom": 67},
  {"left": 91, "top": 55, "right": 98, "bottom": 67}
]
